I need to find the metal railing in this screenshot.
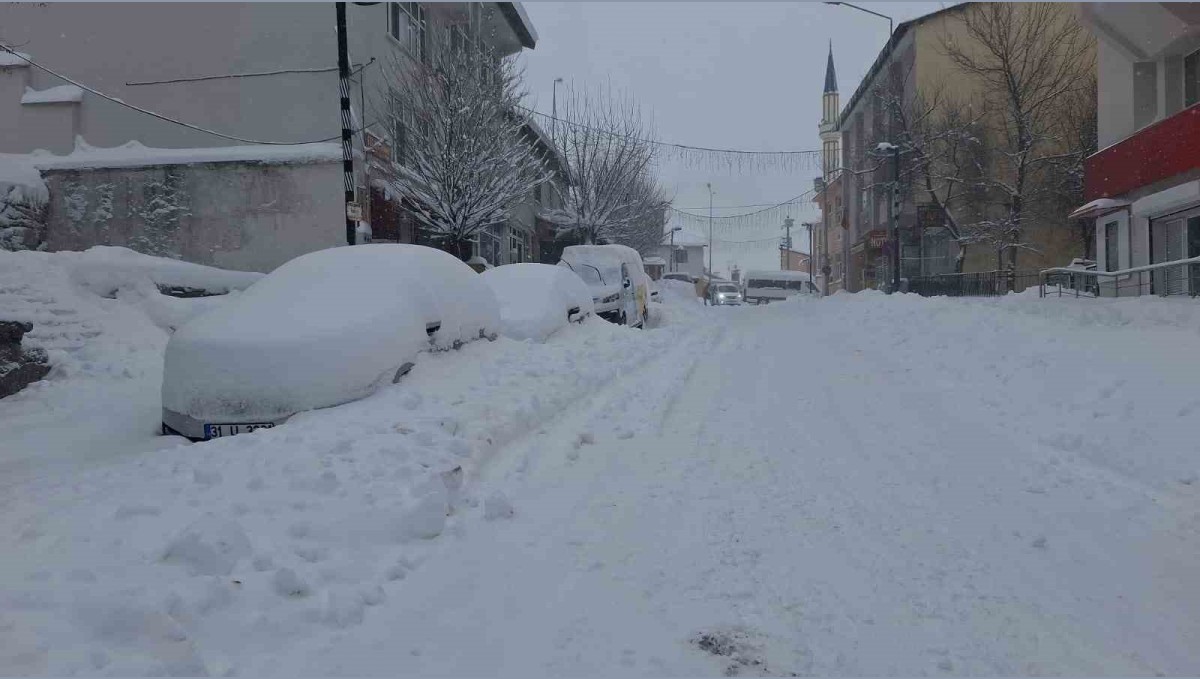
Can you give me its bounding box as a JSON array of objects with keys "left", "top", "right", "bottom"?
[
  {"left": 1039, "top": 256, "right": 1200, "bottom": 298},
  {"left": 907, "top": 269, "right": 1041, "bottom": 297}
]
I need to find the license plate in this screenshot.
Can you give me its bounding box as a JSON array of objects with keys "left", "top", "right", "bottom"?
[{"left": 204, "top": 422, "right": 274, "bottom": 439}]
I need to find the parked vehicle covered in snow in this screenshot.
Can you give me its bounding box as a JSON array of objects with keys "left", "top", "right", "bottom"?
[
  {"left": 558, "top": 244, "right": 650, "bottom": 327},
  {"left": 479, "top": 263, "right": 594, "bottom": 342},
  {"left": 161, "top": 245, "right": 499, "bottom": 441},
  {"left": 743, "top": 270, "right": 817, "bottom": 304}
]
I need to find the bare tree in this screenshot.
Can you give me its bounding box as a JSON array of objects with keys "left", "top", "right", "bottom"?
[
  {"left": 606, "top": 172, "right": 671, "bottom": 256},
  {"left": 376, "top": 30, "right": 550, "bottom": 260},
  {"left": 939, "top": 2, "right": 1096, "bottom": 270},
  {"left": 541, "top": 83, "right": 658, "bottom": 245}
]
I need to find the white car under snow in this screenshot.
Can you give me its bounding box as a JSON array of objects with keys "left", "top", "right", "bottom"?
[
  {"left": 479, "top": 263, "right": 594, "bottom": 342},
  {"left": 161, "top": 244, "right": 499, "bottom": 440}
]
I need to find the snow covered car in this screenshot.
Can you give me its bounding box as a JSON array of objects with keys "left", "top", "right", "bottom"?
[
  {"left": 743, "top": 270, "right": 817, "bottom": 304},
  {"left": 559, "top": 244, "right": 651, "bottom": 327},
  {"left": 479, "top": 263, "right": 594, "bottom": 342},
  {"left": 161, "top": 245, "right": 499, "bottom": 441}
]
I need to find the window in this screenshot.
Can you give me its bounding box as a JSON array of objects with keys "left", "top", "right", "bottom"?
[
  {"left": 1186, "top": 49, "right": 1200, "bottom": 108},
  {"left": 388, "top": 2, "right": 427, "bottom": 62},
  {"left": 391, "top": 102, "right": 414, "bottom": 166},
  {"left": 1105, "top": 221, "right": 1120, "bottom": 272},
  {"left": 509, "top": 231, "right": 528, "bottom": 263},
  {"left": 674, "top": 248, "right": 688, "bottom": 264},
  {"left": 1134, "top": 61, "right": 1158, "bottom": 129}
]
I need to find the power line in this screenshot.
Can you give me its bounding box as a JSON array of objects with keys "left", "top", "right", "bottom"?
[
  {"left": 670, "top": 189, "right": 815, "bottom": 219},
  {"left": 0, "top": 44, "right": 368, "bottom": 146},
  {"left": 518, "top": 105, "right": 822, "bottom": 157},
  {"left": 125, "top": 59, "right": 375, "bottom": 87}
]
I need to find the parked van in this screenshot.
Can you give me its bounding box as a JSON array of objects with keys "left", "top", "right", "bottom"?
[
  {"left": 743, "top": 270, "right": 817, "bottom": 304},
  {"left": 559, "top": 244, "right": 651, "bottom": 327}
]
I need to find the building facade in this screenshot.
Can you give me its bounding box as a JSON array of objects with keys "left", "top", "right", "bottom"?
[
  {"left": 1076, "top": 2, "right": 1200, "bottom": 296},
  {"left": 822, "top": 3, "right": 1094, "bottom": 292},
  {"left": 656, "top": 228, "right": 706, "bottom": 279},
  {"left": 0, "top": 2, "right": 542, "bottom": 271}
]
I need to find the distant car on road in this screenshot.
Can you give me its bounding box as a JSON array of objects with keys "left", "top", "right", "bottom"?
[
  {"left": 708, "top": 281, "right": 744, "bottom": 306},
  {"left": 662, "top": 272, "right": 697, "bottom": 284},
  {"left": 161, "top": 245, "right": 499, "bottom": 441},
  {"left": 480, "top": 263, "right": 594, "bottom": 342},
  {"left": 743, "top": 270, "right": 817, "bottom": 304}
]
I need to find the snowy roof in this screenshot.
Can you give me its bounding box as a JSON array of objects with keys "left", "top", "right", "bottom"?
[
  {"left": 4, "top": 137, "right": 341, "bottom": 171},
  {"left": 1068, "top": 198, "right": 1131, "bottom": 220},
  {"left": 642, "top": 256, "right": 667, "bottom": 266},
  {"left": 668, "top": 229, "right": 707, "bottom": 247},
  {"left": 0, "top": 50, "right": 31, "bottom": 67},
  {"left": 21, "top": 85, "right": 84, "bottom": 105}
]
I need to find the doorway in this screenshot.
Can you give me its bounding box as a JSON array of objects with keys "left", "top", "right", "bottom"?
[{"left": 1150, "top": 209, "right": 1200, "bottom": 295}]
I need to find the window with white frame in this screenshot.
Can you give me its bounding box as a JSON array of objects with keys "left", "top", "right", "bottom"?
[
  {"left": 388, "top": 3, "right": 427, "bottom": 62},
  {"left": 1105, "top": 220, "right": 1120, "bottom": 272},
  {"left": 1186, "top": 49, "right": 1200, "bottom": 109},
  {"left": 391, "top": 100, "right": 414, "bottom": 166}
]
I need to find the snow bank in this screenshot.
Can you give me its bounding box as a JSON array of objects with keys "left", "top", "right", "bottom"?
[
  {"left": 480, "top": 263, "right": 594, "bottom": 342},
  {"left": 21, "top": 84, "right": 84, "bottom": 104},
  {"left": 162, "top": 245, "right": 498, "bottom": 421},
  {"left": 0, "top": 250, "right": 688, "bottom": 674},
  {"left": 65, "top": 246, "right": 262, "bottom": 298}
]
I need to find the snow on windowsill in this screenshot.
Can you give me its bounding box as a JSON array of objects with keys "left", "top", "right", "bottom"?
[{"left": 21, "top": 85, "right": 84, "bottom": 105}]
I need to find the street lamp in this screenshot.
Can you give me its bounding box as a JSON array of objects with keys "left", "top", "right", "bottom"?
[
  {"left": 823, "top": 1, "right": 893, "bottom": 37},
  {"left": 665, "top": 225, "right": 683, "bottom": 272},
  {"left": 552, "top": 77, "right": 564, "bottom": 148}
]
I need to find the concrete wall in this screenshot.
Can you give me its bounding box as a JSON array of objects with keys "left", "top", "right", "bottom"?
[{"left": 43, "top": 159, "right": 344, "bottom": 273}]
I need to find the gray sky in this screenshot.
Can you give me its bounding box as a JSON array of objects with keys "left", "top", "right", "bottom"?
[{"left": 518, "top": 1, "right": 944, "bottom": 275}]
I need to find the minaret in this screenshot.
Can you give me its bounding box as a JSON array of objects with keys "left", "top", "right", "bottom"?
[{"left": 819, "top": 41, "right": 840, "bottom": 175}]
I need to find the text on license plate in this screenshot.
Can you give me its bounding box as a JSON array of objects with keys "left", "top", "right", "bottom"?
[{"left": 204, "top": 423, "right": 275, "bottom": 438}]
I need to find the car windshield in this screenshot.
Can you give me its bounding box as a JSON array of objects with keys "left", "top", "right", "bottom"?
[
  {"left": 560, "top": 261, "right": 605, "bottom": 285},
  {"left": 717, "top": 285, "right": 739, "bottom": 293}
]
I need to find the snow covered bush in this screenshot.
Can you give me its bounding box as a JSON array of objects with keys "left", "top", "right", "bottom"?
[{"left": 0, "top": 159, "right": 49, "bottom": 251}]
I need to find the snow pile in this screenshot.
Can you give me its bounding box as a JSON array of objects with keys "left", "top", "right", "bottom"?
[
  {"left": 21, "top": 84, "right": 84, "bottom": 105},
  {"left": 480, "top": 263, "right": 594, "bottom": 342},
  {"left": 163, "top": 245, "right": 498, "bottom": 422},
  {"left": 3, "top": 137, "right": 342, "bottom": 171},
  {"left": 64, "top": 246, "right": 263, "bottom": 298},
  {"left": 0, "top": 156, "right": 48, "bottom": 251},
  {"left": 0, "top": 264, "right": 690, "bottom": 674}
]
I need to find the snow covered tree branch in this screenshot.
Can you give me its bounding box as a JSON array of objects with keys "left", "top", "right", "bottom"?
[{"left": 375, "top": 24, "right": 551, "bottom": 260}]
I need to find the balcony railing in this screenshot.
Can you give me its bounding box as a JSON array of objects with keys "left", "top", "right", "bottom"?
[
  {"left": 1085, "top": 105, "right": 1200, "bottom": 201},
  {"left": 1039, "top": 256, "right": 1200, "bottom": 298}
]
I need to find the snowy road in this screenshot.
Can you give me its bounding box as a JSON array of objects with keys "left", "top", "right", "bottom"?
[
  {"left": 4, "top": 265, "right": 1200, "bottom": 675},
  {"left": 265, "top": 296, "right": 1200, "bottom": 676}
]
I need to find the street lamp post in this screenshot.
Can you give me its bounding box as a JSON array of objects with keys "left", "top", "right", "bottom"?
[
  {"left": 551, "top": 77, "right": 563, "bottom": 148},
  {"left": 706, "top": 183, "right": 714, "bottom": 278},
  {"left": 824, "top": 1, "right": 893, "bottom": 37}
]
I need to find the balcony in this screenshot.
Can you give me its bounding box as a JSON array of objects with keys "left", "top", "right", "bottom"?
[{"left": 1085, "top": 105, "right": 1200, "bottom": 201}]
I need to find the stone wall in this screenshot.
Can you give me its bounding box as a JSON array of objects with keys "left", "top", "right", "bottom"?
[{"left": 43, "top": 159, "right": 344, "bottom": 273}]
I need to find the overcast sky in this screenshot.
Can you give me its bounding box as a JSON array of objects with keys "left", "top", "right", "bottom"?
[{"left": 518, "top": 1, "right": 945, "bottom": 275}]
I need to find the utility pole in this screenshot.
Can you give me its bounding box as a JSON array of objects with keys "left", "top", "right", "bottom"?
[
  {"left": 706, "top": 182, "right": 714, "bottom": 278},
  {"left": 336, "top": 2, "right": 356, "bottom": 246},
  {"left": 891, "top": 144, "right": 901, "bottom": 293},
  {"left": 803, "top": 221, "right": 815, "bottom": 284},
  {"left": 782, "top": 217, "right": 794, "bottom": 270}
]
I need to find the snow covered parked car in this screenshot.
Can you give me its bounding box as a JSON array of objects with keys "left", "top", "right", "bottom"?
[
  {"left": 558, "top": 244, "right": 651, "bottom": 328},
  {"left": 479, "top": 263, "right": 594, "bottom": 342},
  {"left": 161, "top": 245, "right": 499, "bottom": 441}
]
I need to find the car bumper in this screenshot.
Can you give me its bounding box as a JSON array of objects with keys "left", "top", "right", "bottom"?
[{"left": 162, "top": 407, "right": 292, "bottom": 442}]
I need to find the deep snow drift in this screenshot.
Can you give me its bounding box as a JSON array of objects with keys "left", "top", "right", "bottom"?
[{"left": 3, "top": 257, "right": 1200, "bottom": 675}]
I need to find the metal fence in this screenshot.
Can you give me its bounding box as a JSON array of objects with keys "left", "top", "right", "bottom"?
[
  {"left": 906, "top": 270, "right": 1041, "bottom": 297},
  {"left": 1040, "top": 256, "right": 1200, "bottom": 298}
]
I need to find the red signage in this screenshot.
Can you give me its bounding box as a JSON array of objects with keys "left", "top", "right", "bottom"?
[{"left": 1086, "top": 105, "right": 1200, "bottom": 201}]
